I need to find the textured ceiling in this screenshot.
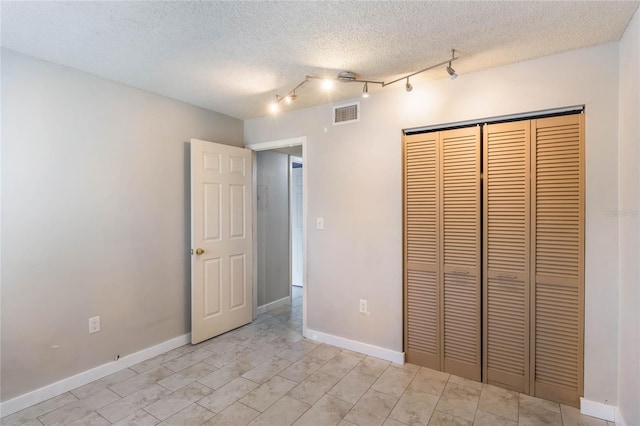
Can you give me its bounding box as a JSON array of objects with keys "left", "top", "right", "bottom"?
[{"left": 2, "top": 1, "right": 638, "bottom": 119}]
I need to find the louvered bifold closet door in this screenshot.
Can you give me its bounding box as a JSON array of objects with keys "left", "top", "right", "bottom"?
[
  {"left": 404, "top": 133, "right": 440, "bottom": 369},
  {"left": 441, "top": 127, "right": 481, "bottom": 381},
  {"left": 531, "top": 114, "right": 584, "bottom": 407},
  {"left": 483, "top": 121, "right": 530, "bottom": 393}
]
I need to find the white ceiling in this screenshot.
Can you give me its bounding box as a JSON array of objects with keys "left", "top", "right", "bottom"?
[{"left": 2, "top": 1, "right": 638, "bottom": 120}]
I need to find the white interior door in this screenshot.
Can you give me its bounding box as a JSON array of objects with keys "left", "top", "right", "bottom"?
[{"left": 191, "top": 139, "right": 253, "bottom": 344}]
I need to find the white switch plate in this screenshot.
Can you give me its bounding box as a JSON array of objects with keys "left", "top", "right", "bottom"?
[
  {"left": 359, "top": 299, "right": 368, "bottom": 314},
  {"left": 316, "top": 217, "right": 324, "bottom": 230},
  {"left": 89, "top": 316, "right": 101, "bottom": 334}
]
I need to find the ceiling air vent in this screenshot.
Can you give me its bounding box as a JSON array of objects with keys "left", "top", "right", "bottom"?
[{"left": 333, "top": 102, "right": 360, "bottom": 126}]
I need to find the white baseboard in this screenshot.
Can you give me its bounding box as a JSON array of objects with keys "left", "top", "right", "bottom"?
[
  {"left": 580, "top": 397, "right": 616, "bottom": 422},
  {"left": 257, "top": 296, "right": 291, "bottom": 315},
  {"left": 304, "top": 328, "right": 405, "bottom": 364},
  {"left": 0, "top": 333, "right": 191, "bottom": 417}
]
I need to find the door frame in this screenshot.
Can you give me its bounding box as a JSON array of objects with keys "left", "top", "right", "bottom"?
[
  {"left": 289, "top": 155, "right": 303, "bottom": 289},
  {"left": 245, "top": 136, "right": 308, "bottom": 335}
]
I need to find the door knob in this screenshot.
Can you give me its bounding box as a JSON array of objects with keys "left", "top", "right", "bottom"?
[{"left": 195, "top": 248, "right": 205, "bottom": 255}]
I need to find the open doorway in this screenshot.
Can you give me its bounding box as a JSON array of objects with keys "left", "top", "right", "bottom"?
[{"left": 247, "top": 137, "right": 307, "bottom": 335}]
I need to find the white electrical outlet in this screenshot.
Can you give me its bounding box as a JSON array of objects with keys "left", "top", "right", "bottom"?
[
  {"left": 89, "top": 316, "right": 101, "bottom": 334},
  {"left": 316, "top": 217, "right": 324, "bottom": 230},
  {"left": 359, "top": 299, "right": 368, "bottom": 314}
]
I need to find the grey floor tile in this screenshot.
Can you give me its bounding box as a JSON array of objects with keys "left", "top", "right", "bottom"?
[
  {"left": 7, "top": 420, "right": 43, "bottom": 426},
  {"left": 142, "top": 381, "right": 212, "bottom": 421},
  {"left": 343, "top": 389, "right": 399, "bottom": 426},
  {"left": 202, "top": 402, "right": 260, "bottom": 426},
  {"left": 307, "top": 344, "right": 343, "bottom": 361},
  {"left": 242, "top": 356, "right": 292, "bottom": 384},
  {"left": 435, "top": 376, "right": 482, "bottom": 422},
  {"left": 269, "top": 330, "right": 304, "bottom": 348},
  {"left": 238, "top": 344, "right": 284, "bottom": 367},
  {"left": 388, "top": 387, "right": 440, "bottom": 425},
  {"left": 239, "top": 375, "right": 298, "bottom": 412},
  {"left": 560, "top": 404, "right": 608, "bottom": 426},
  {"left": 278, "top": 356, "right": 326, "bottom": 383},
  {"left": 158, "top": 403, "right": 215, "bottom": 426},
  {"left": 319, "top": 352, "right": 364, "bottom": 378},
  {"left": 162, "top": 348, "right": 215, "bottom": 373},
  {"left": 429, "top": 410, "right": 473, "bottom": 426},
  {"left": 247, "top": 395, "right": 310, "bottom": 426},
  {"left": 198, "top": 360, "right": 255, "bottom": 390},
  {"left": 371, "top": 364, "right": 419, "bottom": 398},
  {"left": 293, "top": 395, "right": 353, "bottom": 426},
  {"left": 277, "top": 340, "right": 320, "bottom": 362},
  {"left": 65, "top": 412, "right": 110, "bottom": 426},
  {"left": 71, "top": 369, "right": 137, "bottom": 399},
  {"left": 327, "top": 370, "right": 378, "bottom": 404},
  {"left": 38, "top": 389, "right": 120, "bottom": 426},
  {"left": 477, "top": 384, "right": 519, "bottom": 421},
  {"left": 288, "top": 371, "right": 341, "bottom": 406},
  {"left": 109, "top": 366, "right": 174, "bottom": 397},
  {"left": 518, "top": 393, "right": 562, "bottom": 426},
  {"left": 353, "top": 356, "right": 392, "bottom": 378},
  {"left": 199, "top": 338, "right": 240, "bottom": 355},
  {"left": 204, "top": 345, "right": 255, "bottom": 369},
  {"left": 198, "top": 377, "right": 260, "bottom": 414},
  {"left": 6, "top": 308, "right": 606, "bottom": 426},
  {"left": 473, "top": 409, "right": 517, "bottom": 426},
  {"left": 409, "top": 367, "right": 450, "bottom": 397},
  {"left": 131, "top": 349, "right": 184, "bottom": 373},
  {"left": 111, "top": 409, "right": 160, "bottom": 426},
  {"left": 383, "top": 418, "right": 410, "bottom": 426},
  {"left": 157, "top": 362, "right": 217, "bottom": 392},
  {"left": 97, "top": 384, "right": 170, "bottom": 423},
  {"left": 1, "top": 393, "right": 78, "bottom": 426}
]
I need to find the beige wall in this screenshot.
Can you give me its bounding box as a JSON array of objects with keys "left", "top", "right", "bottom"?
[
  {"left": 617, "top": 7, "right": 640, "bottom": 425},
  {"left": 245, "top": 43, "right": 622, "bottom": 405},
  {"left": 0, "top": 49, "right": 243, "bottom": 401},
  {"left": 256, "top": 150, "right": 290, "bottom": 307}
]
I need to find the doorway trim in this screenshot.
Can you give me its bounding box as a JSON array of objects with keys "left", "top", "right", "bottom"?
[{"left": 245, "top": 136, "right": 308, "bottom": 336}]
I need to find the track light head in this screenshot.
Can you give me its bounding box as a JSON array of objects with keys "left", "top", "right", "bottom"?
[
  {"left": 362, "top": 82, "right": 369, "bottom": 98},
  {"left": 405, "top": 78, "right": 413, "bottom": 92},
  {"left": 269, "top": 102, "right": 279, "bottom": 113},
  {"left": 322, "top": 79, "right": 334, "bottom": 90},
  {"left": 446, "top": 63, "right": 457, "bottom": 80}
]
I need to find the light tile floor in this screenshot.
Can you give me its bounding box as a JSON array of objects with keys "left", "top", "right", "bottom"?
[{"left": 2, "top": 287, "right": 614, "bottom": 426}]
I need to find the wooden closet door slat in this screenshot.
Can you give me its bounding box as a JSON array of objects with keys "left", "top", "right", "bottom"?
[
  {"left": 531, "top": 114, "right": 584, "bottom": 407},
  {"left": 404, "top": 133, "right": 440, "bottom": 369},
  {"left": 483, "top": 121, "right": 530, "bottom": 392},
  {"left": 441, "top": 127, "right": 481, "bottom": 381}
]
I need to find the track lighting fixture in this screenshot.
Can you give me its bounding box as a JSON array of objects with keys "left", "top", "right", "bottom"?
[
  {"left": 268, "top": 49, "right": 459, "bottom": 113},
  {"left": 405, "top": 78, "right": 413, "bottom": 92},
  {"left": 446, "top": 49, "right": 457, "bottom": 79},
  {"left": 446, "top": 65, "right": 457, "bottom": 79}
]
